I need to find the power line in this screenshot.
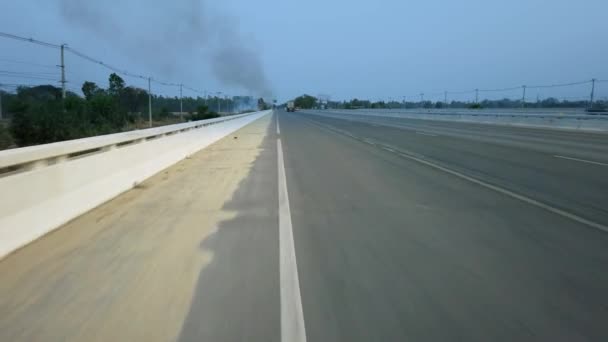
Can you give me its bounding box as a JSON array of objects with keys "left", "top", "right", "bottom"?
[
  {"left": 0, "top": 70, "right": 59, "bottom": 76},
  {"left": 447, "top": 89, "right": 476, "bottom": 95},
  {"left": 64, "top": 46, "right": 149, "bottom": 81},
  {"left": 527, "top": 80, "right": 591, "bottom": 89},
  {"left": 478, "top": 86, "right": 522, "bottom": 93},
  {"left": 0, "top": 74, "right": 59, "bottom": 81},
  {"left": 0, "top": 32, "right": 219, "bottom": 100},
  {"left": 0, "top": 57, "right": 58, "bottom": 69},
  {"left": 0, "top": 32, "right": 61, "bottom": 49}
]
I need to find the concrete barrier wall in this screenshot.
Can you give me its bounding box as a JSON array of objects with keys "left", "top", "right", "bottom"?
[
  {"left": 314, "top": 109, "right": 608, "bottom": 132},
  {"left": 0, "top": 110, "right": 271, "bottom": 258}
]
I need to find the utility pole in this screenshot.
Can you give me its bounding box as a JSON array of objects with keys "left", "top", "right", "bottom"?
[
  {"left": 402, "top": 96, "right": 406, "bottom": 109},
  {"left": 0, "top": 84, "right": 3, "bottom": 120},
  {"left": 148, "top": 77, "right": 152, "bottom": 128},
  {"left": 420, "top": 93, "right": 424, "bottom": 105},
  {"left": 521, "top": 85, "right": 527, "bottom": 109},
  {"left": 179, "top": 84, "right": 183, "bottom": 120},
  {"left": 590, "top": 78, "right": 596, "bottom": 108},
  {"left": 475, "top": 89, "right": 479, "bottom": 104},
  {"left": 60, "top": 44, "right": 66, "bottom": 99},
  {"left": 444, "top": 91, "right": 448, "bottom": 107}
]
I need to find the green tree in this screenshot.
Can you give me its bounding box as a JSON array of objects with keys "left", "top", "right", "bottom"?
[
  {"left": 258, "top": 98, "right": 268, "bottom": 110},
  {"left": 197, "top": 105, "right": 209, "bottom": 114},
  {"left": 0, "top": 124, "right": 14, "bottom": 149},
  {"left": 294, "top": 95, "right": 317, "bottom": 109},
  {"left": 82, "top": 81, "right": 101, "bottom": 100},
  {"left": 108, "top": 73, "right": 126, "bottom": 97}
]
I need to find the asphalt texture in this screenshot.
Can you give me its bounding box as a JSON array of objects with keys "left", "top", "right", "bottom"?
[
  {"left": 2, "top": 110, "right": 608, "bottom": 341},
  {"left": 281, "top": 110, "right": 608, "bottom": 341}
]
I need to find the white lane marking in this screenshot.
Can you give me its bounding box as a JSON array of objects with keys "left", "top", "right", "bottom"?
[
  {"left": 416, "top": 131, "right": 438, "bottom": 137},
  {"left": 294, "top": 116, "right": 608, "bottom": 232},
  {"left": 363, "top": 138, "right": 376, "bottom": 146},
  {"left": 382, "top": 147, "right": 396, "bottom": 153},
  {"left": 277, "top": 112, "right": 281, "bottom": 135},
  {"left": 554, "top": 155, "right": 608, "bottom": 167},
  {"left": 392, "top": 150, "right": 608, "bottom": 233},
  {"left": 277, "top": 138, "right": 307, "bottom": 342}
]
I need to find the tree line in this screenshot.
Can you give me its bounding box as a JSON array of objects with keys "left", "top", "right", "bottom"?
[
  {"left": 285, "top": 95, "right": 606, "bottom": 111},
  {"left": 0, "top": 73, "right": 261, "bottom": 150}
]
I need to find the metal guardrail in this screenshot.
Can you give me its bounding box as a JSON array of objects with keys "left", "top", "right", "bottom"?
[{"left": 0, "top": 112, "right": 255, "bottom": 174}]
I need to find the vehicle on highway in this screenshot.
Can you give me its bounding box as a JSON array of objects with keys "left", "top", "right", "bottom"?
[{"left": 287, "top": 101, "right": 296, "bottom": 112}]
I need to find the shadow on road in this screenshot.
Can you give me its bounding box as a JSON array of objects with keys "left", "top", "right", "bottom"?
[{"left": 177, "top": 117, "right": 280, "bottom": 342}]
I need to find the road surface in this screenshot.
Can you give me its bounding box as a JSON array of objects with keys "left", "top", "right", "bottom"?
[{"left": 1, "top": 110, "right": 608, "bottom": 341}]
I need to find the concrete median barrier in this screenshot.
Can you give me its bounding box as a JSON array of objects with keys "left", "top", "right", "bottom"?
[{"left": 0, "top": 110, "right": 271, "bottom": 258}]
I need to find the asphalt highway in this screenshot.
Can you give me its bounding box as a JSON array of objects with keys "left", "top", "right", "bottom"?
[
  {"left": 1, "top": 110, "right": 607, "bottom": 341},
  {"left": 280, "top": 110, "right": 608, "bottom": 341}
]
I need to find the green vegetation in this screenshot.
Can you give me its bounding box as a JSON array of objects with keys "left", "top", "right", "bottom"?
[
  {"left": 0, "top": 123, "right": 14, "bottom": 149},
  {"left": 0, "top": 73, "right": 259, "bottom": 150},
  {"left": 257, "top": 98, "right": 270, "bottom": 110},
  {"left": 186, "top": 105, "right": 221, "bottom": 121},
  {"left": 294, "top": 95, "right": 317, "bottom": 109},
  {"left": 327, "top": 98, "right": 606, "bottom": 110}
]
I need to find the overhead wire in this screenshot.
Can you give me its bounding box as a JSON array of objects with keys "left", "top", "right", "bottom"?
[
  {"left": 0, "top": 57, "right": 58, "bottom": 69},
  {"left": 1, "top": 31, "right": 605, "bottom": 102}
]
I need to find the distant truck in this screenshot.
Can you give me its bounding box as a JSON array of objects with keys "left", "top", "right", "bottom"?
[{"left": 286, "top": 101, "right": 296, "bottom": 112}]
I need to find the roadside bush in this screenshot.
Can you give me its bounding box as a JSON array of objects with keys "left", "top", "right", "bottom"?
[{"left": 0, "top": 124, "right": 14, "bottom": 150}]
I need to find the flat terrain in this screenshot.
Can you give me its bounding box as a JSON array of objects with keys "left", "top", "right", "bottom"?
[{"left": 1, "top": 110, "right": 608, "bottom": 341}]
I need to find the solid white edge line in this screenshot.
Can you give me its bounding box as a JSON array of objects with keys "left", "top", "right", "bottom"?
[
  {"left": 278, "top": 137, "right": 307, "bottom": 342},
  {"left": 277, "top": 111, "right": 281, "bottom": 135},
  {"left": 554, "top": 155, "right": 608, "bottom": 167}
]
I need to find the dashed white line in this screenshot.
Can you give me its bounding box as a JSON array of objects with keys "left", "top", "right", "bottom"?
[
  {"left": 382, "top": 147, "right": 396, "bottom": 153},
  {"left": 363, "top": 138, "right": 376, "bottom": 145},
  {"left": 393, "top": 150, "right": 608, "bottom": 233},
  {"left": 554, "top": 155, "right": 608, "bottom": 167},
  {"left": 293, "top": 115, "right": 608, "bottom": 233},
  {"left": 277, "top": 112, "right": 281, "bottom": 135},
  {"left": 415, "top": 131, "right": 438, "bottom": 137},
  {"left": 277, "top": 137, "right": 307, "bottom": 342}
]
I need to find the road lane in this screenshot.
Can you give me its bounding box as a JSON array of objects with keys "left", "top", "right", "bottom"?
[
  {"left": 297, "top": 111, "right": 608, "bottom": 228},
  {"left": 302, "top": 110, "right": 608, "bottom": 163},
  {"left": 280, "top": 110, "right": 608, "bottom": 341}
]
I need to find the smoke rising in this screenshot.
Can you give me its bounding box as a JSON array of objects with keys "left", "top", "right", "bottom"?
[{"left": 59, "top": 0, "right": 272, "bottom": 97}]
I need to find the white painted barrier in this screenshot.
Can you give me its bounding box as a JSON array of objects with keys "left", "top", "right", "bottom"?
[
  {"left": 0, "top": 110, "right": 271, "bottom": 258},
  {"left": 311, "top": 109, "right": 608, "bottom": 132}
]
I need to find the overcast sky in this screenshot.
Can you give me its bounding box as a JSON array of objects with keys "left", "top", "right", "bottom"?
[{"left": 1, "top": 0, "right": 607, "bottom": 102}]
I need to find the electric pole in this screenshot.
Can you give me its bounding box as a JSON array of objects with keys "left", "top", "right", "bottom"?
[
  {"left": 521, "top": 85, "right": 527, "bottom": 109},
  {"left": 0, "top": 84, "right": 3, "bottom": 120},
  {"left": 475, "top": 89, "right": 479, "bottom": 104},
  {"left": 420, "top": 93, "right": 424, "bottom": 105},
  {"left": 444, "top": 91, "right": 448, "bottom": 107},
  {"left": 148, "top": 77, "right": 152, "bottom": 127},
  {"left": 179, "top": 83, "right": 183, "bottom": 120},
  {"left": 590, "top": 78, "right": 596, "bottom": 108},
  {"left": 60, "top": 44, "right": 66, "bottom": 99}
]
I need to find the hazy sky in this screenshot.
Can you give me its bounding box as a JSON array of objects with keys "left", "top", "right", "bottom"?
[{"left": 1, "top": 0, "right": 607, "bottom": 102}]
